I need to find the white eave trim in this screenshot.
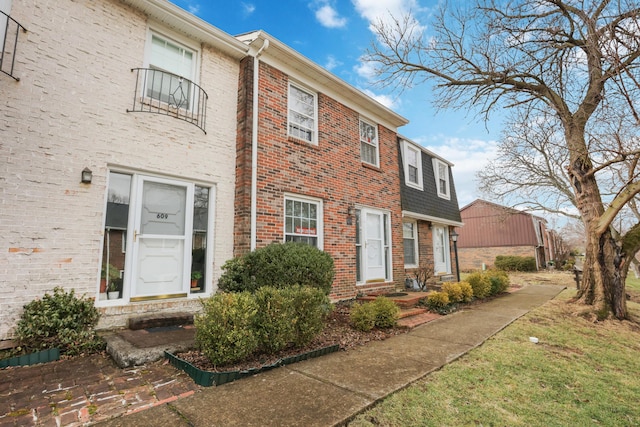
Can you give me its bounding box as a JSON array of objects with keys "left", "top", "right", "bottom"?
[
  {"left": 120, "top": 0, "right": 249, "bottom": 59},
  {"left": 398, "top": 135, "right": 454, "bottom": 167},
  {"left": 402, "top": 210, "right": 464, "bottom": 227},
  {"left": 237, "top": 31, "right": 409, "bottom": 130}
]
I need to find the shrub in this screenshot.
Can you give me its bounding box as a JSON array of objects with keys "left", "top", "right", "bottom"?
[
  {"left": 253, "top": 287, "right": 296, "bottom": 353},
  {"left": 371, "top": 297, "right": 400, "bottom": 329},
  {"left": 426, "top": 291, "right": 450, "bottom": 311},
  {"left": 486, "top": 269, "right": 510, "bottom": 295},
  {"left": 466, "top": 272, "right": 491, "bottom": 299},
  {"left": 350, "top": 302, "right": 376, "bottom": 332},
  {"left": 458, "top": 281, "right": 474, "bottom": 302},
  {"left": 195, "top": 292, "right": 260, "bottom": 366},
  {"left": 218, "top": 242, "right": 335, "bottom": 294},
  {"left": 494, "top": 255, "right": 537, "bottom": 272},
  {"left": 287, "top": 285, "right": 332, "bottom": 347},
  {"left": 15, "top": 287, "right": 104, "bottom": 356},
  {"left": 442, "top": 282, "right": 463, "bottom": 303}
]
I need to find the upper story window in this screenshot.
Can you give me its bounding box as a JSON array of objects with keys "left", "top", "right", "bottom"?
[
  {"left": 288, "top": 83, "right": 317, "bottom": 144},
  {"left": 433, "top": 159, "right": 451, "bottom": 199},
  {"left": 360, "top": 119, "right": 379, "bottom": 167},
  {"left": 146, "top": 32, "right": 197, "bottom": 109},
  {"left": 402, "top": 141, "right": 423, "bottom": 190},
  {"left": 128, "top": 29, "right": 208, "bottom": 133},
  {"left": 284, "top": 194, "right": 323, "bottom": 249}
]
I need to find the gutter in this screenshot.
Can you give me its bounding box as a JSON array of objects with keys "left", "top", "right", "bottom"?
[{"left": 250, "top": 36, "right": 269, "bottom": 251}]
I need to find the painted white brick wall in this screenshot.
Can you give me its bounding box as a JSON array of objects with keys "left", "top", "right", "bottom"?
[{"left": 0, "top": 0, "right": 240, "bottom": 339}]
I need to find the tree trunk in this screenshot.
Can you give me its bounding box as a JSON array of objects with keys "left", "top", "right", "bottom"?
[
  {"left": 577, "top": 226, "right": 627, "bottom": 319},
  {"left": 567, "top": 127, "right": 628, "bottom": 319}
]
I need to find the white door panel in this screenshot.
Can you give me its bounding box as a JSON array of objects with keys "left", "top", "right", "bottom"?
[{"left": 364, "top": 210, "right": 385, "bottom": 281}]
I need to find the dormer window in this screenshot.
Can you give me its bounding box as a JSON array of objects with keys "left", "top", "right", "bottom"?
[
  {"left": 402, "top": 141, "right": 423, "bottom": 190},
  {"left": 433, "top": 159, "right": 451, "bottom": 199}
]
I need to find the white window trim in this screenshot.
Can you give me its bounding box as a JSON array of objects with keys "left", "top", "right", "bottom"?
[
  {"left": 359, "top": 118, "right": 379, "bottom": 167},
  {"left": 433, "top": 158, "right": 451, "bottom": 200},
  {"left": 403, "top": 220, "right": 419, "bottom": 268},
  {"left": 287, "top": 82, "right": 318, "bottom": 144},
  {"left": 283, "top": 193, "right": 324, "bottom": 249},
  {"left": 402, "top": 141, "right": 423, "bottom": 190},
  {"left": 141, "top": 27, "right": 201, "bottom": 113}
]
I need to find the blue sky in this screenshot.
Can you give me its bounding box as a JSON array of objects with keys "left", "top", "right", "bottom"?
[{"left": 169, "top": 0, "right": 501, "bottom": 207}]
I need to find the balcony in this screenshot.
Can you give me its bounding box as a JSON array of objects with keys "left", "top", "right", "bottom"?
[
  {"left": 1, "top": 10, "right": 27, "bottom": 81},
  {"left": 127, "top": 68, "right": 208, "bottom": 133}
]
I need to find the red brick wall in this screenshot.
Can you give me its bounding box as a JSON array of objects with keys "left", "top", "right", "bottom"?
[{"left": 235, "top": 61, "right": 403, "bottom": 299}]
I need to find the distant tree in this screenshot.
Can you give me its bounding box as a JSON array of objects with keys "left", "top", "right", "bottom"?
[{"left": 364, "top": 0, "right": 640, "bottom": 319}]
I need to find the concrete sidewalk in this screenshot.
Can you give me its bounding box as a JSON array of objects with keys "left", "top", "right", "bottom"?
[{"left": 96, "top": 284, "right": 564, "bottom": 427}]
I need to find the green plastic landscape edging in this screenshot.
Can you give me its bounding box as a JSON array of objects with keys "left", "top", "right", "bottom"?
[
  {"left": 0, "top": 348, "right": 60, "bottom": 368},
  {"left": 165, "top": 344, "right": 340, "bottom": 387}
]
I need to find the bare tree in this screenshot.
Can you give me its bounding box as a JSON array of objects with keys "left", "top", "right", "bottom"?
[{"left": 364, "top": 0, "right": 640, "bottom": 319}]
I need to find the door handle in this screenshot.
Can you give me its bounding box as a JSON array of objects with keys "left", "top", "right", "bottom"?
[{"left": 134, "top": 230, "right": 138, "bottom": 242}]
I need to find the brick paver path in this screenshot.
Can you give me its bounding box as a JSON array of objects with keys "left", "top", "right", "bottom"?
[{"left": 0, "top": 354, "right": 200, "bottom": 426}]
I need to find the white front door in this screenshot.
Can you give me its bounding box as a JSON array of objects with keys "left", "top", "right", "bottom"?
[
  {"left": 130, "top": 176, "right": 193, "bottom": 299},
  {"left": 433, "top": 225, "right": 450, "bottom": 274},
  {"left": 363, "top": 209, "right": 386, "bottom": 282}
]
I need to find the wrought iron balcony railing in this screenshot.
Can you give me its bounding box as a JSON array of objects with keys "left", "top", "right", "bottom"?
[
  {"left": 1, "top": 10, "right": 27, "bottom": 81},
  {"left": 127, "top": 68, "right": 208, "bottom": 133}
]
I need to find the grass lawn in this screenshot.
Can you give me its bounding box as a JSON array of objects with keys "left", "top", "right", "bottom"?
[{"left": 349, "top": 274, "right": 640, "bottom": 427}]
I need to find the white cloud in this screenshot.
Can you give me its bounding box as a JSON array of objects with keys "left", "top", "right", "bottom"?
[
  {"left": 354, "top": 58, "right": 376, "bottom": 80},
  {"left": 315, "top": 4, "right": 348, "bottom": 28},
  {"left": 351, "top": 0, "right": 424, "bottom": 30},
  {"left": 183, "top": 1, "right": 200, "bottom": 15},
  {"left": 242, "top": 2, "right": 256, "bottom": 16},
  {"left": 360, "top": 88, "right": 399, "bottom": 109},
  {"left": 324, "top": 55, "right": 342, "bottom": 71}
]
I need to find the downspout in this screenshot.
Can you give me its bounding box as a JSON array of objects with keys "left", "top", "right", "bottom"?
[{"left": 250, "top": 37, "right": 269, "bottom": 251}]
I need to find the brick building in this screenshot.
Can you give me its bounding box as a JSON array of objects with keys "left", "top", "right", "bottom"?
[
  {"left": 1, "top": 0, "right": 246, "bottom": 338},
  {"left": 455, "top": 200, "right": 555, "bottom": 271},
  {"left": 1, "top": 0, "right": 463, "bottom": 341},
  {"left": 399, "top": 139, "right": 463, "bottom": 286},
  {"left": 234, "top": 31, "right": 409, "bottom": 299}
]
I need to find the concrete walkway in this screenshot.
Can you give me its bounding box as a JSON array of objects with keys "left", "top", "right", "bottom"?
[{"left": 95, "top": 284, "right": 564, "bottom": 427}]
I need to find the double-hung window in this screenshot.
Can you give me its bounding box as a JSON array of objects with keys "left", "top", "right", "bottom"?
[
  {"left": 360, "top": 119, "right": 379, "bottom": 166},
  {"left": 145, "top": 31, "right": 197, "bottom": 110},
  {"left": 433, "top": 159, "right": 451, "bottom": 199},
  {"left": 288, "top": 83, "right": 317, "bottom": 143},
  {"left": 403, "top": 141, "right": 423, "bottom": 189},
  {"left": 284, "top": 195, "right": 323, "bottom": 248},
  {"left": 403, "top": 221, "right": 418, "bottom": 267}
]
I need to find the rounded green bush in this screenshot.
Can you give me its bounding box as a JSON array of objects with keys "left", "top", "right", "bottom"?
[
  {"left": 466, "top": 272, "right": 491, "bottom": 299},
  {"left": 458, "top": 281, "right": 474, "bottom": 302},
  {"left": 486, "top": 269, "right": 510, "bottom": 295},
  {"left": 495, "top": 255, "right": 537, "bottom": 272},
  {"left": 15, "top": 287, "right": 104, "bottom": 355},
  {"left": 218, "top": 242, "right": 335, "bottom": 295},
  {"left": 286, "top": 285, "right": 332, "bottom": 347},
  {"left": 195, "top": 292, "right": 260, "bottom": 366},
  {"left": 371, "top": 297, "right": 400, "bottom": 329},
  {"left": 442, "top": 282, "right": 463, "bottom": 303},
  {"left": 350, "top": 302, "right": 376, "bottom": 332},
  {"left": 426, "top": 291, "right": 450, "bottom": 311}
]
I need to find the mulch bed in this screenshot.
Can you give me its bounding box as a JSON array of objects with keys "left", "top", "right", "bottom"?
[{"left": 175, "top": 300, "right": 409, "bottom": 373}]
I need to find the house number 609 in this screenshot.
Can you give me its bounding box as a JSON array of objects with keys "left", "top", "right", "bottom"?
[{"left": 156, "top": 213, "right": 169, "bottom": 219}]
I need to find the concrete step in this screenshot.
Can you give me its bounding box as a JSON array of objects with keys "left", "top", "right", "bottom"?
[{"left": 128, "top": 312, "right": 194, "bottom": 330}]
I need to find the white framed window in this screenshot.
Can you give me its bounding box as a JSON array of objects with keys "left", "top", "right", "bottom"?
[
  {"left": 144, "top": 30, "right": 198, "bottom": 110},
  {"left": 284, "top": 195, "right": 323, "bottom": 248},
  {"left": 403, "top": 221, "right": 418, "bottom": 267},
  {"left": 403, "top": 141, "right": 423, "bottom": 190},
  {"left": 433, "top": 159, "right": 451, "bottom": 199},
  {"left": 360, "top": 119, "right": 379, "bottom": 167},
  {"left": 288, "top": 83, "right": 317, "bottom": 143}
]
